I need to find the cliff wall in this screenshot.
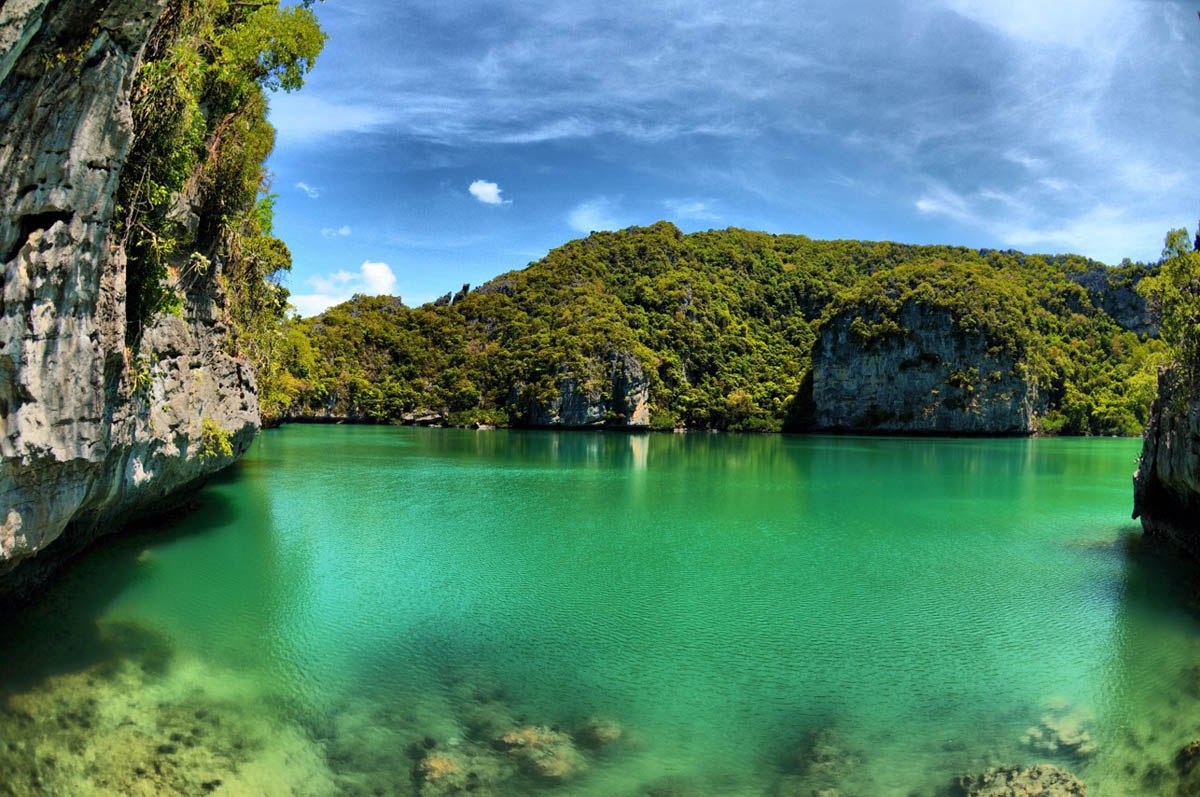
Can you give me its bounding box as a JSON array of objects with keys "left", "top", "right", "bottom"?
[
  {"left": 1133, "top": 368, "right": 1200, "bottom": 560},
  {"left": 812, "top": 302, "right": 1038, "bottom": 434},
  {"left": 0, "top": 0, "right": 258, "bottom": 599}
]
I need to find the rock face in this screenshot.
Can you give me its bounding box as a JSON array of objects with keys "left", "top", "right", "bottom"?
[
  {"left": 0, "top": 0, "right": 259, "bottom": 598},
  {"left": 812, "top": 302, "right": 1038, "bottom": 434},
  {"left": 1068, "top": 265, "right": 1156, "bottom": 337},
  {"left": 515, "top": 351, "right": 651, "bottom": 428},
  {"left": 1133, "top": 367, "right": 1200, "bottom": 560}
]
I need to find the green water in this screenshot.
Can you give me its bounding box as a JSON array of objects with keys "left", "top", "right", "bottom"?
[{"left": 4, "top": 427, "right": 1200, "bottom": 795}]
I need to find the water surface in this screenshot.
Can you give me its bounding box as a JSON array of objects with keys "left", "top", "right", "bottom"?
[{"left": 3, "top": 427, "right": 1199, "bottom": 795}]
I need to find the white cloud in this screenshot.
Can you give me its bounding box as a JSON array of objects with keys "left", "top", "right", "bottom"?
[
  {"left": 567, "top": 197, "right": 624, "bottom": 233},
  {"left": 996, "top": 207, "right": 1175, "bottom": 262},
  {"left": 915, "top": 180, "right": 1175, "bottom": 263},
  {"left": 321, "top": 225, "right": 352, "bottom": 238},
  {"left": 295, "top": 181, "right": 321, "bottom": 199},
  {"left": 468, "top": 179, "right": 510, "bottom": 205},
  {"left": 663, "top": 199, "right": 719, "bottom": 222},
  {"left": 361, "top": 260, "right": 398, "bottom": 295},
  {"left": 269, "top": 94, "right": 394, "bottom": 147},
  {"left": 291, "top": 261, "right": 399, "bottom": 317}
]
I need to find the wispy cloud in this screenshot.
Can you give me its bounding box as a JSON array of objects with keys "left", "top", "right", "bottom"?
[
  {"left": 295, "top": 181, "right": 321, "bottom": 199},
  {"left": 469, "top": 179, "right": 511, "bottom": 205},
  {"left": 291, "top": 260, "right": 399, "bottom": 317},
  {"left": 915, "top": 180, "right": 1176, "bottom": 262},
  {"left": 320, "top": 225, "right": 352, "bottom": 238},
  {"left": 567, "top": 197, "right": 625, "bottom": 233},
  {"left": 663, "top": 199, "right": 720, "bottom": 223},
  {"left": 270, "top": 0, "right": 1200, "bottom": 267}
]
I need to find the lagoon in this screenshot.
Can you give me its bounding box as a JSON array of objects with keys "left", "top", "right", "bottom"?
[{"left": 2, "top": 427, "right": 1198, "bottom": 795}]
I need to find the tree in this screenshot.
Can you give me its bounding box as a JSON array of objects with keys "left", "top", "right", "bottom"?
[{"left": 1139, "top": 227, "right": 1200, "bottom": 384}]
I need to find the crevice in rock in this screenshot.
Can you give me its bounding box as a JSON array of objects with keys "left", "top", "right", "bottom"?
[{"left": 2, "top": 209, "right": 72, "bottom": 263}]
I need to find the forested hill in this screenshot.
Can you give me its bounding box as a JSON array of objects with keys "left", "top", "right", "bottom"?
[{"left": 272, "top": 222, "right": 1165, "bottom": 435}]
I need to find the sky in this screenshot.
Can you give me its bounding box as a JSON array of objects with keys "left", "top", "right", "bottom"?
[{"left": 264, "top": 0, "right": 1200, "bottom": 316}]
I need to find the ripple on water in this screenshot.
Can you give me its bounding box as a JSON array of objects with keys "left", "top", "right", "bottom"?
[{"left": 3, "top": 428, "right": 1200, "bottom": 795}]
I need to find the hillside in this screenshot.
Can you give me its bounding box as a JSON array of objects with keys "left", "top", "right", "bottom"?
[{"left": 278, "top": 222, "right": 1165, "bottom": 435}]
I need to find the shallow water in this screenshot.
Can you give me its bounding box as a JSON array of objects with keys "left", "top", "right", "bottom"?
[{"left": 3, "top": 427, "right": 1200, "bottom": 795}]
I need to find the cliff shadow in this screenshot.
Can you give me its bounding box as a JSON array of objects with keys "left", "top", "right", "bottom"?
[{"left": 0, "top": 484, "right": 240, "bottom": 696}]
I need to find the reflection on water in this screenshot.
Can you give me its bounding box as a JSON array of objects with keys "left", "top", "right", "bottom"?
[{"left": 1, "top": 428, "right": 1199, "bottom": 795}]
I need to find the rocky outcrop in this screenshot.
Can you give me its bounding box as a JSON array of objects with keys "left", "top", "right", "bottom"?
[
  {"left": 1133, "top": 367, "right": 1200, "bottom": 560},
  {"left": 812, "top": 302, "right": 1038, "bottom": 434},
  {"left": 513, "top": 351, "right": 651, "bottom": 428},
  {"left": 1068, "top": 265, "right": 1156, "bottom": 337},
  {"left": 0, "top": 0, "right": 258, "bottom": 598}
]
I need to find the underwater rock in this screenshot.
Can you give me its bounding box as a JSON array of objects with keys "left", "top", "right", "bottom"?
[
  {"left": 1175, "top": 737, "right": 1200, "bottom": 794},
  {"left": 0, "top": 650, "right": 335, "bottom": 795},
  {"left": 1021, "top": 707, "right": 1097, "bottom": 759},
  {"left": 493, "top": 725, "right": 586, "bottom": 781},
  {"left": 412, "top": 748, "right": 512, "bottom": 796},
  {"left": 774, "top": 727, "right": 858, "bottom": 795},
  {"left": 955, "top": 764, "right": 1086, "bottom": 796},
  {"left": 1177, "top": 739, "right": 1200, "bottom": 774},
  {"left": 573, "top": 716, "right": 623, "bottom": 749}
]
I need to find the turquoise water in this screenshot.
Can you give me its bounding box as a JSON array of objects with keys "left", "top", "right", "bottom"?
[{"left": 4, "top": 427, "right": 1200, "bottom": 795}]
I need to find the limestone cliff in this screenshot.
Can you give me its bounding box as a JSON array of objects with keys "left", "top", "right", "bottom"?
[
  {"left": 812, "top": 302, "right": 1038, "bottom": 434},
  {"left": 1133, "top": 368, "right": 1200, "bottom": 560},
  {"left": 513, "top": 352, "right": 651, "bottom": 428},
  {"left": 0, "top": 0, "right": 258, "bottom": 598}
]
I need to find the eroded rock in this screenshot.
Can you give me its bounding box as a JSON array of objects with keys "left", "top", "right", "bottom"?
[{"left": 955, "top": 764, "right": 1086, "bottom": 796}]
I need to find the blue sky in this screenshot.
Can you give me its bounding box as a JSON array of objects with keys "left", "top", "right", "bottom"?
[{"left": 265, "top": 0, "right": 1200, "bottom": 316}]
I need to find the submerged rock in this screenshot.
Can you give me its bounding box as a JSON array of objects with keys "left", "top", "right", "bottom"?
[
  {"left": 1021, "top": 708, "right": 1097, "bottom": 759},
  {"left": 1175, "top": 738, "right": 1200, "bottom": 793},
  {"left": 0, "top": 643, "right": 334, "bottom": 795},
  {"left": 955, "top": 764, "right": 1086, "bottom": 796},
  {"left": 413, "top": 748, "right": 512, "bottom": 796},
  {"left": 774, "top": 727, "right": 859, "bottom": 795},
  {"left": 493, "top": 725, "right": 586, "bottom": 780},
  {"left": 573, "top": 716, "right": 623, "bottom": 749}
]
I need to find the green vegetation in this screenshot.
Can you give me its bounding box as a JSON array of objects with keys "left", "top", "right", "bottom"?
[
  {"left": 198, "top": 418, "right": 234, "bottom": 459},
  {"left": 281, "top": 222, "right": 1167, "bottom": 435},
  {"left": 116, "top": 0, "right": 324, "bottom": 423},
  {"left": 1139, "top": 226, "right": 1200, "bottom": 389}
]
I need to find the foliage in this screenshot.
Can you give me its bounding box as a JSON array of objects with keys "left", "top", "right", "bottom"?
[
  {"left": 198, "top": 418, "right": 234, "bottom": 459},
  {"left": 283, "top": 222, "right": 1166, "bottom": 436},
  {"left": 116, "top": 0, "right": 325, "bottom": 356},
  {"left": 1139, "top": 226, "right": 1200, "bottom": 388}
]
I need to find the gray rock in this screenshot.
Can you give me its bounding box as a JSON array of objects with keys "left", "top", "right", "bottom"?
[
  {"left": 514, "top": 351, "right": 651, "bottom": 428},
  {"left": 813, "top": 301, "right": 1038, "bottom": 434},
  {"left": 1133, "top": 367, "right": 1200, "bottom": 561},
  {"left": 0, "top": 0, "right": 258, "bottom": 598},
  {"left": 1068, "top": 265, "right": 1157, "bottom": 337}
]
